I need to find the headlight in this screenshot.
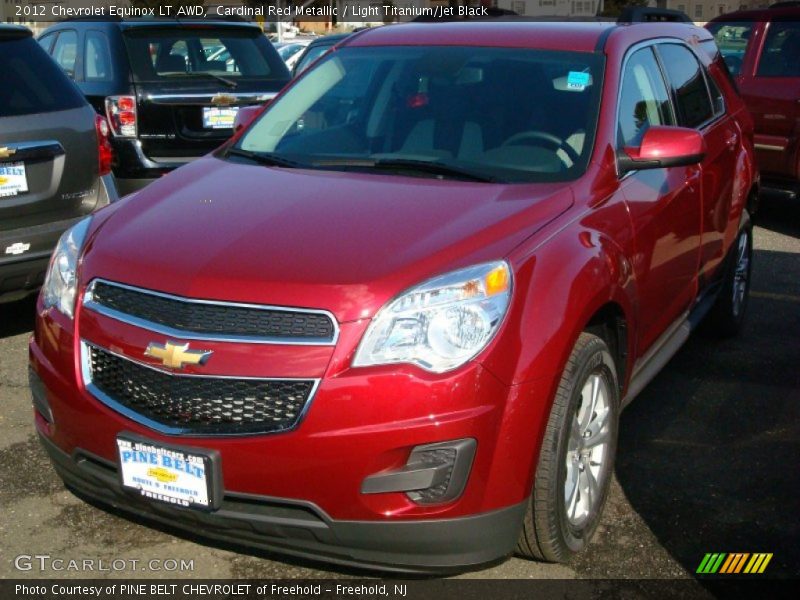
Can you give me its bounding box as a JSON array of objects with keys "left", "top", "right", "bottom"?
[
  {"left": 42, "top": 218, "right": 92, "bottom": 319},
  {"left": 353, "top": 261, "right": 512, "bottom": 373}
]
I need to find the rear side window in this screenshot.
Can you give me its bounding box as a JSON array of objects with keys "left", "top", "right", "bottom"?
[
  {"left": 618, "top": 47, "right": 675, "bottom": 148},
  {"left": 707, "top": 22, "right": 753, "bottom": 76},
  {"left": 0, "top": 37, "right": 86, "bottom": 117},
  {"left": 706, "top": 72, "right": 725, "bottom": 117},
  {"left": 757, "top": 22, "right": 800, "bottom": 77},
  {"left": 123, "top": 28, "right": 288, "bottom": 82},
  {"left": 51, "top": 30, "right": 78, "bottom": 79},
  {"left": 85, "top": 31, "right": 113, "bottom": 82},
  {"left": 37, "top": 33, "right": 55, "bottom": 54},
  {"left": 657, "top": 44, "right": 714, "bottom": 129}
]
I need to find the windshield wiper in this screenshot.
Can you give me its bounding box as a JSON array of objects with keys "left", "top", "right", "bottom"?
[
  {"left": 164, "top": 71, "right": 238, "bottom": 89},
  {"left": 226, "top": 147, "right": 305, "bottom": 169},
  {"left": 313, "top": 158, "right": 499, "bottom": 183}
]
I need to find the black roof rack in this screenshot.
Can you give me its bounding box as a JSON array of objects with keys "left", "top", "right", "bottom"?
[
  {"left": 618, "top": 7, "right": 692, "bottom": 23},
  {"left": 0, "top": 24, "right": 32, "bottom": 39}
]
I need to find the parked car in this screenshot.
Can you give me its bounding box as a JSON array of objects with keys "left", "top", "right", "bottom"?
[
  {"left": 31, "top": 20, "right": 756, "bottom": 572},
  {"left": 275, "top": 39, "right": 312, "bottom": 71},
  {"left": 0, "top": 25, "right": 116, "bottom": 304},
  {"left": 707, "top": 5, "right": 800, "bottom": 197},
  {"left": 292, "top": 33, "right": 350, "bottom": 77},
  {"left": 37, "top": 18, "right": 291, "bottom": 196}
]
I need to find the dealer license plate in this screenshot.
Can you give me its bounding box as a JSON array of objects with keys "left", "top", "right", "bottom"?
[
  {"left": 117, "top": 437, "right": 216, "bottom": 509},
  {"left": 0, "top": 162, "right": 28, "bottom": 198},
  {"left": 202, "top": 107, "right": 238, "bottom": 129}
]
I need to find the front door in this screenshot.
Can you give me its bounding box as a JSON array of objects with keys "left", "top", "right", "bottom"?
[
  {"left": 616, "top": 45, "right": 703, "bottom": 354},
  {"left": 741, "top": 21, "right": 800, "bottom": 182}
]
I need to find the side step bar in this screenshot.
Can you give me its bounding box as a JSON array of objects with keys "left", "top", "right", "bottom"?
[
  {"left": 621, "top": 280, "right": 723, "bottom": 408},
  {"left": 622, "top": 316, "right": 690, "bottom": 408}
]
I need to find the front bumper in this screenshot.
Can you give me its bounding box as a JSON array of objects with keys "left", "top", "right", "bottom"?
[
  {"left": 38, "top": 431, "right": 525, "bottom": 572},
  {"left": 30, "top": 294, "right": 553, "bottom": 571}
]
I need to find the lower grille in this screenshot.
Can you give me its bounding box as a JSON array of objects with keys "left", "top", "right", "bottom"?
[
  {"left": 84, "top": 343, "right": 316, "bottom": 435},
  {"left": 407, "top": 448, "right": 457, "bottom": 504}
]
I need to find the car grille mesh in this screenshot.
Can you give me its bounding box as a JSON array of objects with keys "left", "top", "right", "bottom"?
[
  {"left": 407, "top": 448, "right": 457, "bottom": 504},
  {"left": 87, "top": 345, "right": 315, "bottom": 435},
  {"left": 89, "top": 281, "right": 335, "bottom": 341}
]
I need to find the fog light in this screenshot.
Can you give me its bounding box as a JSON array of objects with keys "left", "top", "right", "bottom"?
[{"left": 361, "top": 439, "right": 476, "bottom": 505}]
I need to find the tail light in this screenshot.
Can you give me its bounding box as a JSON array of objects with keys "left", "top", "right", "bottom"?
[
  {"left": 95, "top": 115, "right": 113, "bottom": 177},
  {"left": 105, "top": 95, "right": 137, "bottom": 138}
]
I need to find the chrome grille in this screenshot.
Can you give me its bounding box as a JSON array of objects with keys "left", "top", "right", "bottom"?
[
  {"left": 84, "top": 279, "right": 337, "bottom": 344},
  {"left": 83, "top": 343, "right": 317, "bottom": 435}
]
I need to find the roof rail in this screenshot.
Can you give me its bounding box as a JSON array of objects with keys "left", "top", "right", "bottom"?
[{"left": 618, "top": 7, "right": 692, "bottom": 23}]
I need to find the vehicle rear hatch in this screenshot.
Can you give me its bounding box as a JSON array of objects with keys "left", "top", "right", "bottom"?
[
  {"left": 121, "top": 23, "right": 290, "bottom": 163},
  {"left": 1, "top": 29, "right": 99, "bottom": 234}
]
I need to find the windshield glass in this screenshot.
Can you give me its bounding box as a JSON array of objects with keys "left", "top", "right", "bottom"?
[
  {"left": 278, "top": 43, "right": 306, "bottom": 61},
  {"left": 124, "top": 28, "right": 286, "bottom": 81},
  {"left": 295, "top": 43, "right": 334, "bottom": 74},
  {"left": 236, "top": 46, "right": 603, "bottom": 183}
]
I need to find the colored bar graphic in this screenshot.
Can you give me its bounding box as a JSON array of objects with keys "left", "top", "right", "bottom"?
[
  {"left": 744, "top": 553, "right": 774, "bottom": 574},
  {"left": 719, "top": 553, "right": 749, "bottom": 573},
  {"left": 698, "top": 552, "right": 773, "bottom": 574},
  {"left": 697, "top": 553, "right": 727, "bottom": 574}
]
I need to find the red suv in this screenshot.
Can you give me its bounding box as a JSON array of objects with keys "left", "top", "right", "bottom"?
[
  {"left": 708, "top": 5, "right": 800, "bottom": 197},
  {"left": 30, "top": 21, "right": 756, "bottom": 572}
]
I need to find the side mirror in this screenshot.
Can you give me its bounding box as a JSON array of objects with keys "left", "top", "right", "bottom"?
[
  {"left": 233, "top": 104, "right": 266, "bottom": 133},
  {"left": 618, "top": 126, "right": 706, "bottom": 174}
]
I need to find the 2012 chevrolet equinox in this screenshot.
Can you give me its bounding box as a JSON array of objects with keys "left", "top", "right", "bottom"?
[{"left": 30, "top": 21, "right": 757, "bottom": 572}]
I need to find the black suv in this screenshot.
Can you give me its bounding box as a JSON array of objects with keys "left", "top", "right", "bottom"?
[
  {"left": 1, "top": 25, "right": 117, "bottom": 303},
  {"left": 38, "top": 18, "right": 291, "bottom": 195}
]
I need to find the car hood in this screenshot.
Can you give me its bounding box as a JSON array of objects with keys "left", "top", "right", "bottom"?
[{"left": 83, "top": 156, "right": 573, "bottom": 322}]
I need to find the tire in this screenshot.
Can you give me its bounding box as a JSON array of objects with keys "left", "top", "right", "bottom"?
[
  {"left": 706, "top": 220, "right": 752, "bottom": 338},
  {"left": 517, "top": 332, "right": 619, "bottom": 562}
]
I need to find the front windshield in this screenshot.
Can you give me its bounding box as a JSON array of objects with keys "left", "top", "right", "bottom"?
[{"left": 236, "top": 45, "right": 603, "bottom": 183}]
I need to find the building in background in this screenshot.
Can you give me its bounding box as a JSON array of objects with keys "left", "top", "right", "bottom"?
[
  {"left": 657, "top": 0, "right": 769, "bottom": 22},
  {"left": 495, "top": 0, "right": 601, "bottom": 17}
]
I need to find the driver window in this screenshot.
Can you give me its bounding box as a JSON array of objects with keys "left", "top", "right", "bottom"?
[{"left": 618, "top": 47, "right": 674, "bottom": 149}]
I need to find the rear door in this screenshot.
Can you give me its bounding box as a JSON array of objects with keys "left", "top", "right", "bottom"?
[
  {"left": 0, "top": 31, "right": 99, "bottom": 232},
  {"left": 741, "top": 20, "right": 800, "bottom": 181},
  {"left": 655, "top": 41, "right": 739, "bottom": 285},
  {"left": 121, "top": 25, "right": 290, "bottom": 163}
]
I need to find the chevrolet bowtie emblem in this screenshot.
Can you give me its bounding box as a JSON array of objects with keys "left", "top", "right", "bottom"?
[
  {"left": 210, "top": 93, "right": 237, "bottom": 107},
  {"left": 0, "top": 147, "right": 16, "bottom": 159},
  {"left": 144, "top": 341, "right": 212, "bottom": 369}
]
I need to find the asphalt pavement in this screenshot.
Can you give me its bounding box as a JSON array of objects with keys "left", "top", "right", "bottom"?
[{"left": 0, "top": 195, "right": 797, "bottom": 581}]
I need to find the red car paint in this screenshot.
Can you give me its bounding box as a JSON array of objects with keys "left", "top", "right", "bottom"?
[
  {"left": 708, "top": 6, "right": 800, "bottom": 194},
  {"left": 30, "top": 21, "right": 756, "bottom": 570}
]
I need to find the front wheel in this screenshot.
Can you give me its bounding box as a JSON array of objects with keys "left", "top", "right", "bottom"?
[{"left": 517, "top": 332, "right": 619, "bottom": 562}]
